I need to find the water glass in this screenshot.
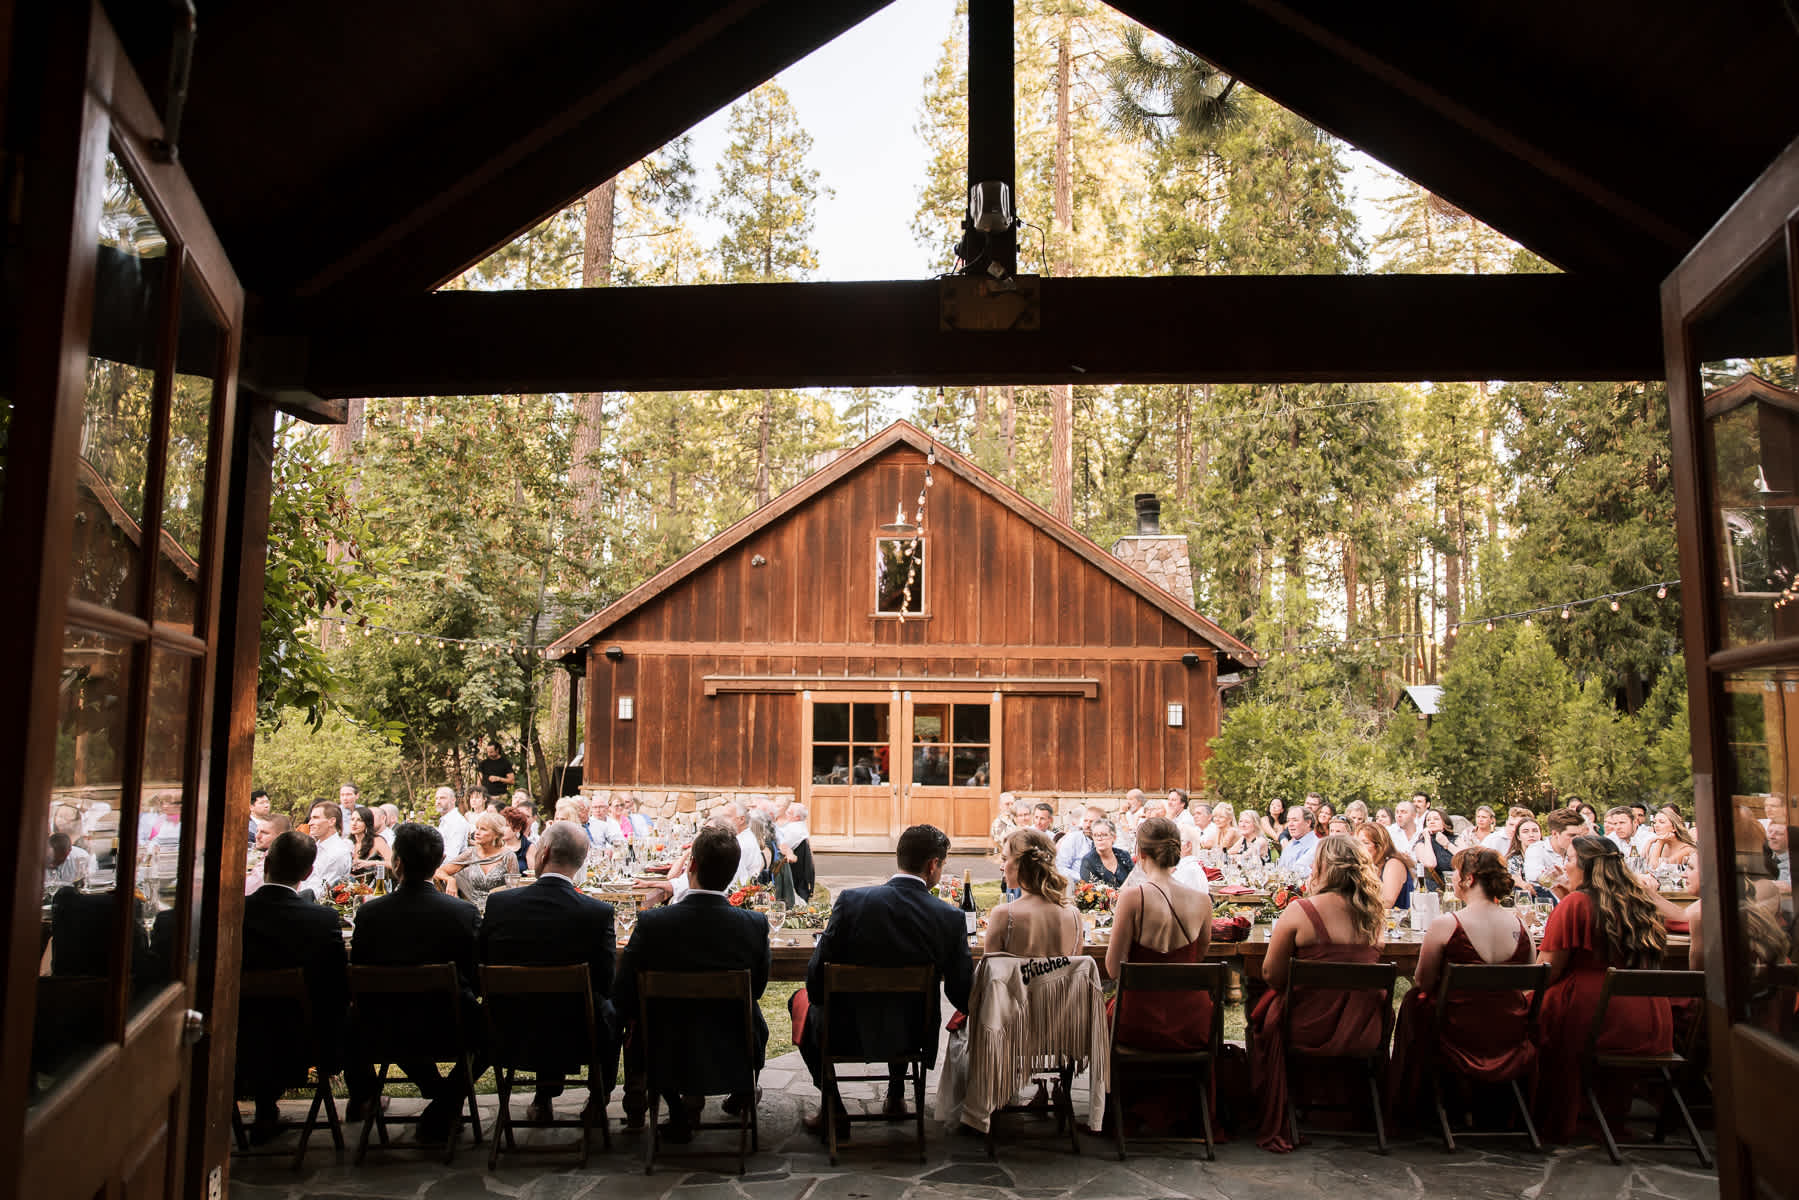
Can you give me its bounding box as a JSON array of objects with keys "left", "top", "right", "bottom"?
[
  {"left": 767, "top": 901, "right": 788, "bottom": 944},
  {"left": 616, "top": 901, "right": 637, "bottom": 940}
]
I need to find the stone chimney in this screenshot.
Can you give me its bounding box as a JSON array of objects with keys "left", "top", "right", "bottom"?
[{"left": 1112, "top": 493, "right": 1196, "bottom": 607}]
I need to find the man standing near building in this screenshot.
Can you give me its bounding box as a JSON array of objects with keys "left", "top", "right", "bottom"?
[{"left": 435, "top": 785, "right": 471, "bottom": 860}]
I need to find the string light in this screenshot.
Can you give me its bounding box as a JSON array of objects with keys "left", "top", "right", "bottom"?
[
  {"left": 1561, "top": 607, "right": 1571, "bottom": 620},
  {"left": 1658, "top": 585, "right": 1668, "bottom": 599},
  {"left": 1610, "top": 599, "right": 1620, "bottom": 611},
  {"left": 310, "top": 614, "right": 562, "bottom": 660}
]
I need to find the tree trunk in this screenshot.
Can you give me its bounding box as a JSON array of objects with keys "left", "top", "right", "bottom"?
[
  {"left": 974, "top": 385, "right": 987, "bottom": 448},
  {"left": 1001, "top": 385, "right": 1017, "bottom": 481},
  {"left": 755, "top": 390, "right": 774, "bottom": 506},
  {"left": 572, "top": 179, "right": 617, "bottom": 529},
  {"left": 1176, "top": 384, "right": 1192, "bottom": 503},
  {"left": 1048, "top": 17, "right": 1075, "bottom": 524},
  {"left": 1343, "top": 528, "right": 1359, "bottom": 634},
  {"left": 320, "top": 396, "right": 366, "bottom": 649}
]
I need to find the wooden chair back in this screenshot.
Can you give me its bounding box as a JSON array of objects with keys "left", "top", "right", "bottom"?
[
  {"left": 480, "top": 964, "right": 599, "bottom": 1066},
  {"left": 1281, "top": 959, "right": 1397, "bottom": 1058},
  {"left": 1111, "top": 962, "right": 1226, "bottom": 1052},
  {"left": 1435, "top": 961, "right": 1549, "bottom": 1041},
  {"left": 818, "top": 963, "right": 937, "bottom": 1064},
  {"left": 348, "top": 963, "right": 469, "bottom": 1060},
  {"left": 635, "top": 969, "right": 758, "bottom": 1098},
  {"left": 1584, "top": 968, "right": 1706, "bottom": 1061}
]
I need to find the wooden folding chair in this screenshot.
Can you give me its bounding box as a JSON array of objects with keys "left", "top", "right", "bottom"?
[
  {"left": 1282, "top": 959, "right": 1397, "bottom": 1154},
  {"left": 1429, "top": 961, "right": 1548, "bottom": 1152},
  {"left": 347, "top": 963, "right": 484, "bottom": 1165},
  {"left": 229, "top": 968, "right": 345, "bottom": 1170},
  {"left": 1107, "top": 961, "right": 1227, "bottom": 1162},
  {"left": 977, "top": 956, "right": 1103, "bottom": 1161},
  {"left": 817, "top": 963, "right": 937, "bottom": 1166},
  {"left": 637, "top": 969, "right": 761, "bottom": 1175},
  {"left": 480, "top": 964, "right": 612, "bottom": 1170},
  {"left": 1581, "top": 968, "right": 1712, "bottom": 1167}
]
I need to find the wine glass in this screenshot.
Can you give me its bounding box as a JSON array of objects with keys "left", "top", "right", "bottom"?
[
  {"left": 767, "top": 901, "right": 788, "bottom": 945},
  {"left": 615, "top": 900, "right": 637, "bottom": 941}
]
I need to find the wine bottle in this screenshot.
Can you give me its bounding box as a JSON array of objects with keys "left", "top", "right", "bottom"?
[{"left": 960, "top": 874, "right": 977, "bottom": 935}]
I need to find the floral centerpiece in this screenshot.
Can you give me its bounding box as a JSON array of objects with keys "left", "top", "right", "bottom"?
[
  {"left": 727, "top": 882, "right": 765, "bottom": 909},
  {"left": 329, "top": 879, "right": 373, "bottom": 925},
  {"left": 1074, "top": 880, "right": 1117, "bottom": 913}
]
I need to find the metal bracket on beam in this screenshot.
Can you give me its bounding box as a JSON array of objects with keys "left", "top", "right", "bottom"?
[{"left": 939, "top": 274, "right": 1041, "bottom": 332}]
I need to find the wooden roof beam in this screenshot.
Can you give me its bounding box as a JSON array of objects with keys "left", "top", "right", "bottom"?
[
  {"left": 267, "top": 272, "right": 1665, "bottom": 397},
  {"left": 1109, "top": 0, "right": 1696, "bottom": 276}
]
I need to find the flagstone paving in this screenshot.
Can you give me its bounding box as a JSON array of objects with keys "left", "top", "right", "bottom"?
[{"left": 231, "top": 1046, "right": 1718, "bottom": 1200}]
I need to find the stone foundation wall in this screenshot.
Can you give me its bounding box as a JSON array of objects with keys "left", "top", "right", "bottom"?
[{"left": 580, "top": 785, "right": 797, "bottom": 822}]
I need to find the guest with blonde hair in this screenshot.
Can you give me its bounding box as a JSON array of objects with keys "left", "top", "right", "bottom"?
[{"left": 986, "top": 828, "right": 1080, "bottom": 957}]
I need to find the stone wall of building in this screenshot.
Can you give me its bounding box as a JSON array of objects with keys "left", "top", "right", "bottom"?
[
  {"left": 1110, "top": 534, "right": 1196, "bottom": 607},
  {"left": 580, "top": 785, "right": 796, "bottom": 822}
]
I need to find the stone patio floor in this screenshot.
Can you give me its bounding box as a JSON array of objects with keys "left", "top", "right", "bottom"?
[{"left": 230, "top": 1045, "right": 1719, "bottom": 1200}]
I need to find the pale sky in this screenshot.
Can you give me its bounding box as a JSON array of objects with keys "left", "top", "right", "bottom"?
[{"left": 676, "top": 0, "right": 1400, "bottom": 283}]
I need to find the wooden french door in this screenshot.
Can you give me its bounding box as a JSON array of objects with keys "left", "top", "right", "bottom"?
[
  {"left": 1663, "top": 134, "right": 1799, "bottom": 1198},
  {"left": 898, "top": 692, "right": 1001, "bottom": 845},
  {"left": 802, "top": 691, "right": 901, "bottom": 848},
  {"left": 0, "top": 5, "right": 252, "bottom": 1198}
]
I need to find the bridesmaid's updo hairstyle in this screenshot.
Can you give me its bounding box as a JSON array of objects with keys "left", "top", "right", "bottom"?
[
  {"left": 1451, "top": 846, "right": 1512, "bottom": 901},
  {"left": 1005, "top": 827, "right": 1070, "bottom": 906},
  {"left": 1134, "top": 816, "right": 1182, "bottom": 869}
]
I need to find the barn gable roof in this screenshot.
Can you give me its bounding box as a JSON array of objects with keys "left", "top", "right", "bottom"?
[{"left": 547, "top": 420, "right": 1258, "bottom": 669}]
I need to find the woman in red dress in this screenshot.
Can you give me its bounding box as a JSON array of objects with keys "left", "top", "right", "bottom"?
[
  {"left": 1250, "top": 834, "right": 1388, "bottom": 1152},
  {"left": 1104, "top": 817, "right": 1214, "bottom": 1131},
  {"left": 1533, "top": 834, "right": 1672, "bottom": 1143},
  {"left": 1388, "top": 847, "right": 1536, "bottom": 1128}
]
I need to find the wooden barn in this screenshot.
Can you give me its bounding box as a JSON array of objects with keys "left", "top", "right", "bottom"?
[{"left": 547, "top": 422, "right": 1257, "bottom": 850}]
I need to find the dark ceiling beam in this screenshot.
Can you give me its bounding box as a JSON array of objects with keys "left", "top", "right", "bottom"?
[
  {"left": 270, "top": 274, "right": 1664, "bottom": 398},
  {"left": 1109, "top": 0, "right": 1696, "bottom": 277},
  {"left": 269, "top": 0, "right": 893, "bottom": 300}
]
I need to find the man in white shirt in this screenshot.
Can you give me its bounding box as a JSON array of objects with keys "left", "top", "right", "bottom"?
[
  {"left": 1602, "top": 806, "right": 1636, "bottom": 855},
  {"left": 777, "top": 804, "right": 811, "bottom": 853},
  {"left": 1166, "top": 790, "right": 1198, "bottom": 834},
  {"left": 376, "top": 803, "right": 401, "bottom": 847},
  {"left": 1628, "top": 803, "right": 1656, "bottom": 855},
  {"left": 435, "top": 785, "right": 471, "bottom": 860},
  {"left": 300, "top": 800, "right": 354, "bottom": 898},
  {"left": 1055, "top": 807, "right": 1100, "bottom": 875},
  {"left": 1524, "top": 807, "right": 1582, "bottom": 885},
  {"left": 1117, "top": 788, "right": 1147, "bottom": 852},
  {"left": 1393, "top": 800, "right": 1428, "bottom": 861},
  {"left": 1484, "top": 806, "right": 1527, "bottom": 853},
  {"left": 45, "top": 833, "right": 93, "bottom": 885},
  {"left": 339, "top": 783, "right": 362, "bottom": 833},
  {"left": 727, "top": 802, "right": 763, "bottom": 887}
]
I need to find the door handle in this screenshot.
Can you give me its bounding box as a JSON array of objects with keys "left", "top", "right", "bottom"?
[{"left": 182, "top": 1008, "right": 206, "bottom": 1046}]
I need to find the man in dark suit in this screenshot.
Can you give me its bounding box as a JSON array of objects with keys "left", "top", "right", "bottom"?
[
  {"left": 615, "top": 824, "right": 771, "bottom": 1141},
  {"left": 239, "top": 831, "right": 353, "bottom": 1136},
  {"left": 478, "top": 819, "right": 616, "bottom": 1124},
  {"left": 794, "top": 824, "right": 972, "bottom": 1137},
  {"left": 350, "top": 822, "right": 483, "bottom": 1142}
]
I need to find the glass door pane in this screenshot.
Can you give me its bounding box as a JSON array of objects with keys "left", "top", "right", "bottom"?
[{"left": 154, "top": 274, "right": 222, "bottom": 630}]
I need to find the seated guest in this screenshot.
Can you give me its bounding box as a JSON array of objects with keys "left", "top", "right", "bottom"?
[
  {"left": 1533, "top": 835, "right": 1672, "bottom": 1143},
  {"left": 349, "top": 804, "right": 390, "bottom": 873},
  {"left": 1200, "top": 803, "right": 1240, "bottom": 853},
  {"left": 1079, "top": 820, "right": 1133, "bottom": 889},
  {"left": 1644, "top": 805, "right": 1698, "bottom": 872},
  {"left": 1355, "top": 820, "right": 1414, "bottom": 910},
  {"left": 1105, "top": 815, "right": 1213, "bottom": 1047},
  {"left": 1506, "top": 818, "right": 1553, "bottom": 902},
  {"left": 989, "top": 829, "right": 1082, "bottom": 956},
  {"left": 45, "top": 832, "right": 93, "bottom": 886},
  {"left": 241, "top": 832, "right": 356, "bottom": 1135},
  {"left": 479, "top": 820, "right": 615, "bottom": 1124},
  {"left": 614, "top": 824, "right": 771, "bottom": 1140},
  {"left": 793, "top": 824, "right": 973, "bottom": 1137},
  {"left": 1524, "top": 808, "right": 1581, "bottom": 890},
  {"left": 1231, "top": 810, "right": 1270, "bottom": 865},
  {"left": 299, "top": 800, "right": 354, "bottom": 899},
  {"left": 1387, "top": 848, "right": 1535, "bottom": 1127},
  {"left": 436, "top": 811, "right": 513, "bottom": 907},
  {"left": 1055, "top": 807, "right": 1099, "bottom": 876},
  {"left": 499, "top": 805, "right": 532, "bottom": 873},
  {"left": 1418, "top": 809, "right": 1457, "bottom": 891},
  {"left": 1601, "top": 806, "right": 1637, "bottom": 855},
  {"left": 1486, "top": 806, "right": 1531, "bottom": 854},
  {"left": 351, "top": 823, "right": 484, "bottom": 1143},
  {"left": 1275, "top": 806, "right": 1320, "bottom": 874},
  {"left": 245, "top": 815, "right": 290, "bottom": 894},
  {"left": 1251, "top": 834, "right": 1387, "bottom": 1152}
]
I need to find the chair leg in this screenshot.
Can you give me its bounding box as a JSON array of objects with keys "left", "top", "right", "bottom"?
[
  {"left": 465, "top": 1056, "right": 484, "bottom": 1146},
  {"left": 1198, "top": 1068, "right": 1216, "bottom": 1163},
  {"left": 738, "top": 1086, "right": 749, "bottom": 1176},
  {"left": 985, "top": 1116, "right": 997, "bottom": 1162},
  {"left": 1110, "top": 1086, "right": 1126, "bottom": 1162},
  {"left": 356, "top": 1065, "right": 388, "bottom": 1165},
  {"left": 293, "top": 1089, "right": 323, "bottom": 1171},
  {"left": 230, "top": 1104, "right": 249, "bottom": 1153},
  {"left": 825, "top": 1070, "right": 841, "bottom": 1167},
  {"left": 1510, "top": 1078, "right": 1542, "bottom": 1152},
  {"left": 914, "top": 1060, "right": 926, "bottom": 1164},
  {"left": 1586, "top": 1084, "right": 1623, "bottom": 1165},
  {"left": 1367, "top": 1061, "right": 1388, "bottom": 1155},
  {"left": 321, "top": 1082, "right": 345, "bottom": 1152},
  {"left": 1062, "top": 1067, "right": 1081, "bottom": 1155},
  {"left": 487, "top": 1068, "right": 506, "bottom": 1171},
  {"left": 1662, "top": 1069, "right": 1713, "bottom": 1168},
  {"left": 1431, "top": 1067, "right": 1456, "bottom": 1153},
  {"left": 643, "top": 1090, "right": 658, "bottom": 1175}
]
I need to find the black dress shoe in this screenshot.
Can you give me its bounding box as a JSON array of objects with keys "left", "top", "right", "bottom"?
[{"left": 722, "top": 1087, "right": 761, "bottom": 1116}]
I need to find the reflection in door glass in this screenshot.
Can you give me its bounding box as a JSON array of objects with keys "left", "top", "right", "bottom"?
[
  {"left": 1715, "top": 669, "right": 1797, "bottom": 1046},
  {"left": 73, "top": 152, "right": 168, "bottom": 614},
  {"left": 155, "top": 275, "right": 221, "bottom": 629},
  {"left": 1696, "top": 242, "right": 1797, "bottom": 648},
  {"left": 126, "top": 649, "right": 194, "bottom": 1008},
  {"left": 34, "top": 629, "right": 140, "bottom": 1105}
]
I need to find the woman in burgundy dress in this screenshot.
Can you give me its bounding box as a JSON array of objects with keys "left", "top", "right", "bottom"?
[
  {"left": 1251, "top": 834, "right": 1388, "bottom": 1152},
  {"left": 1388, "top": 847, "right": 1536, "bottom": 1127},
  {"left": 1533, "top": 834, "right": 1672, "bottom": 1143},
  {"left": 1104, "top": 817, "right": 1214, "bottom": 1132}
]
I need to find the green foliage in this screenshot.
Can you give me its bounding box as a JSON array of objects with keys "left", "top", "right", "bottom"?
[
  {"left": 261, "top": 418, "right": 375, "bottom": 729},
  {"left": 711, "top": 83, "right": 823, "bottom": 284},
  {"left": 253, "top": 710, "right": 413, "bottom": 818},
  {"left": 1429, "top": 625, "right": 1570, "bottom": 811},
  {"left": 1549, "top": 680, "right": 1649, "bottom": 806}
]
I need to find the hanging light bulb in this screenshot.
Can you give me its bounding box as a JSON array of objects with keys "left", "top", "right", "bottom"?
[
  {"left": 896, "top": 503, "right": 906, "bottom": 525},
  {"left": 925, "top": 468, "right": 935, "bottom": 487},
  {"left": 1610, "top": 599, "right": 1620, "bottom": 612},
  {"left": 414, "top": 636, "right": 422, "bottom": 646},
  {"left": 1523, "top": 617, "right": 1533, "bottom": 627},
  {"left": 1562, "top": 607, "right": 1571, "bottom": 620},
  {"left": 1446, "top": 625, "right": 1457, "bottom": 639},
  {"left": 1657, "top": 585, "right": 1668, "bottom": 599},
  {"left": 1485, "top": 621, "right": 1494, "bottom": 632}
]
